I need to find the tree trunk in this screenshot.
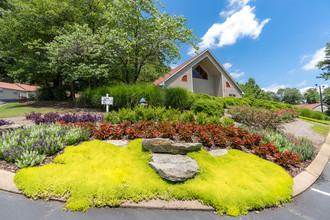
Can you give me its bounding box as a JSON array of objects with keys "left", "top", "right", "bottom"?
[{"left": 70, "top": 81, "right": 75, "bottom": 102}]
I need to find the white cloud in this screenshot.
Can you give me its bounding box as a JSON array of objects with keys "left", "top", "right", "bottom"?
[
  {"left": 188, "top": 2, "right": 270, "bottom": 55},
  {"left": 223, "top": 62, "right": 232, "bottom": 69},
  {"left": 220, "top": 0, "right": 251, "bottom": 17},
  {"left": 302, "top": 47, "right": 326, "bottom": 70},
  {"left": 262, "top": 83, "right": 289, "bottom": 93},
  {"left": 288, "top": 69, "right": 296, "bottom": 74},
  {"left": 299, "top": 86, "right": 313, "bottom": 95},
  {"left": 230, "top": 71, "right": 244, "bottom": 79},
  {"left": 300, "top": 84, "right": 328, "bottom": 94},
  {"left": 297, "top": 80, "right": 307, "bottom": 87}
]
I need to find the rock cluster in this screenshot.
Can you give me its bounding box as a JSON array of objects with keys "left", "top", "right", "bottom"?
[
  {"left": 142, "top": 138, "right": 201, "bottom": 155},
  {"left": 142, "top": 138, "right": 201, "bottom": 182}
]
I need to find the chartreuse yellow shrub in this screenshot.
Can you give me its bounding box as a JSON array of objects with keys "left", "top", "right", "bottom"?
[{"left": 14, "top": 140, "right": 293, "bottom": 216}]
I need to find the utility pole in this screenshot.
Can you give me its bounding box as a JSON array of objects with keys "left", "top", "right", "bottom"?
[{"left": 316, "top": 84, "right": 325, "bottom": 113}]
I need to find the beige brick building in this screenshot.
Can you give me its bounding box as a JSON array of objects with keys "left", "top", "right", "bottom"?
[{"left": 154, "top": 49, "right": 243, "bottom": 97}]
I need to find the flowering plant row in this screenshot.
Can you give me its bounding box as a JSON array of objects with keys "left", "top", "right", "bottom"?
[
  {"left": 0, "top": 119, "right": 12, "bottom": 127},
  {"left": 26, "top": 112, "right": 102, "bottom": 125},
  {"left": 247, "top": 127, "right": 315, "bottom": 161},
  {"left": 0, "top": 123, "right": 89, "bottom": 168},
  {"left": 228, "top": 106, "right": 299, "bottom": 130},
  {"left": 74, "top": 120, "right": 301, "bottom": 169}
]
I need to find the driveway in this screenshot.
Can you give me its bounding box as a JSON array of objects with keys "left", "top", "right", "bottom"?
[{"left": 0, "top": 160, "right": 329, "bottom": 220}]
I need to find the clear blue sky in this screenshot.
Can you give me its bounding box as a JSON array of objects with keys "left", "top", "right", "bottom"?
[{"left": 161, "top": 0, "right": 330, "bottom": 94}]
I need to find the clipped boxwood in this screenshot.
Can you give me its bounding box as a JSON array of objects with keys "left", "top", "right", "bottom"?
[{"left": 191, "top": 99, "right": 224, "bottom": 117}]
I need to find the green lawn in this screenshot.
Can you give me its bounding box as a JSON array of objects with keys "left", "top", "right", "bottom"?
[
  {"left": 14, "top": 139, "right": 293, "bottom": 216},
  {"left": 0, "top": 102, "right": 66, "bottom": 118},
  {"left": 299, "top": 116, "right": 330, "bottom": 125},
  {"left": 300, "top": 118, "right": 330, "bottom": 136}
]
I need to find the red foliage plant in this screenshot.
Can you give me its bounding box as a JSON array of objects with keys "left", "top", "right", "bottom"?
[{"left": 64, "top": 120, "right": 301, "bottom": 170}]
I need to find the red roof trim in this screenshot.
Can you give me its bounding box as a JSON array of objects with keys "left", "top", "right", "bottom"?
[{"left": 153, "top": 50, "right": 206, "bottom": 85}]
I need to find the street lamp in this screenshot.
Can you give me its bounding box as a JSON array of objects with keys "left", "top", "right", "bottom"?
[{"left": 315, "top": 84, "right": 325, "bottom": 113}]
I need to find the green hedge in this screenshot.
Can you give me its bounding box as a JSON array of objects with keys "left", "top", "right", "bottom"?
[
  {"left": 78, "top": 84, "right": 294, "bottom": 112},
  {"left": 296, "top": 107, "right": 330, "bottom": 121},
  {"left": 77, "top": 84, "right": 166, "bottom": 110}
]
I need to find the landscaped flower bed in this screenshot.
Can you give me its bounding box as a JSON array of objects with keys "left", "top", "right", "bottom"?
[
  {"left": 81, "top": 121, "right": 301, "bottom": 170},
  {"left": 247, "top": 128, "right": 316, "bottom": 161},
  {"left": 228, "top": 106, "right": 299, "bottom": 129},
  {"left": 14, "top": 140, "right": 293, "bottom": 216},
  {"left": 0, "top": 123, "right": 89, "bottom": 168}
]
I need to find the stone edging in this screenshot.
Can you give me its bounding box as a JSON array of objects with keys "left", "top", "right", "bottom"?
[{"left": 1, "top": 132, "right": 330, "bottom": 211}]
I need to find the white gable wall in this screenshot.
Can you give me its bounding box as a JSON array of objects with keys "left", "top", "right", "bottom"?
[{"left": 162, "top": 50, "right": 243, "bottom": 98}]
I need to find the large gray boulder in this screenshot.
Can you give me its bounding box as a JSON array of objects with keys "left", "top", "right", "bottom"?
[
  {"left": 148, "top": 153, "right": 198, "bottom": 182},
  {"left": 142, "top": 138, "right": 201, "bottom": 155}
]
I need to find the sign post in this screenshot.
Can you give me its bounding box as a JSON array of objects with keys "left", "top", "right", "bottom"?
[{"left": 101, "top": 94, "right": 113, "bottom": 113}]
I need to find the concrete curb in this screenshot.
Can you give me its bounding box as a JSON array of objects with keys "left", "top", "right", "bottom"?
[
  {"left": 1, "top": 131, "right": 329, "bottom": 211},
  {"left": 292, "top": 130, "right": 330, "bottom": 197}
]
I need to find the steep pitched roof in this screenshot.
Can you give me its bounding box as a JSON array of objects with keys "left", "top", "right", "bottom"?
[
  {"left": 153, "top": 50, "right": 207, "bottom": 86},
  {"left": 0, "top": 82, "right": 39, "bottom": 91},
  {"left": 153, "top": 49, "right": 244, "bottom": 94}
]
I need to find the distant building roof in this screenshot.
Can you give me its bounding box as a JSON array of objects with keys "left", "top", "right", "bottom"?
[
  {"left": 0, "top": 82, "right": 39, "bottom": 91},
  {"left": 295, "top": 103, "right": 328, "bottom": 109}
]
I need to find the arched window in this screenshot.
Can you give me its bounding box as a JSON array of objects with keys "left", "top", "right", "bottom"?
[
  {"left": 192, "top": 65, "right": 208, "bottom": 80},
  {"left": 226, "top": 82, "right": 230, "bottom": 88},
  {"left": 181, "top": 75, "right": 187, "bottom": 82}
]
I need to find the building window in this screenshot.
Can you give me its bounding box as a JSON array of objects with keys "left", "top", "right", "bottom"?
[
  {"left": 181, "top": 75, "right": 187, "bottom": 82},
  {"left": 229, "top": 94, "right": 236, "bottom": 97},
  {"left": 226, "top": 82, "right": 230, "bottom": 88},
  {"left": 192, "top": 65, "right": 208, "bottom": 80},
  {"left": 0, "top": 88, "right": 3, "bottom": 93},
  {"left": 13, "top": 91, "right": 18, "bottom": 95}
]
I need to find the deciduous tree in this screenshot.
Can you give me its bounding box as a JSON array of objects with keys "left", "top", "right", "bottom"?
[
  {"left": 317, "top": 43, "right": 330, "bottom": 80},
  {"left": 303, "top": 88, "right": 319, "bottom": 104}
]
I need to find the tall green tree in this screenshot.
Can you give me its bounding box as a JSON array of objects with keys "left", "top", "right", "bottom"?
[
  {"left": 303, "top": 88, "right": 319, "bottom": 104},
  {"left": 238, "top": 78, "right": 274, "bottom": 101},
  {"left": 276, "top": 88, "right": 303, "bottom": 105},
  {"left": 102, "top": 0, "right": 197, "bottom": 84},
  {"left": 0, "top": 0, "right": 196, "bottom": 100},
  {"left": 322, "top": 87, "right": 330, "bottom": 105},
  {"left": 317, "top": 43, "right": 330, "bottom": 80}
]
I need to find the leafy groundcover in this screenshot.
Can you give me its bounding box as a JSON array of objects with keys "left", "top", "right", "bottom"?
[{"left": 14, "top": 139, "right": 293, "bottom": 216}]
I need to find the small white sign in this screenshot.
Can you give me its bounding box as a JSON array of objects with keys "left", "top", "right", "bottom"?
[{"left": 101, "top": 96, "right": 113, "bottom": 105}]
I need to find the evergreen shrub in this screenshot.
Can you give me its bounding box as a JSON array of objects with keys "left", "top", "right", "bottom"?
[{"left": 191, "top": 99, "right": 225, "bottom": 117}]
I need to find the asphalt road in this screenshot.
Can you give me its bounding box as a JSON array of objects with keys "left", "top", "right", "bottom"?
[{"left": 0, "top": 160, "right": 329, "bottom": 220}]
